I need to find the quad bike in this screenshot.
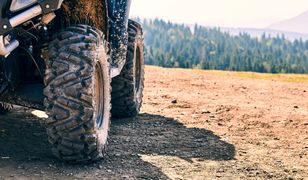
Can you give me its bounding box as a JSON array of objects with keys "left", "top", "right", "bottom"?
[{"left": 0, "top": 0, "right": 145, "bottom": 162}]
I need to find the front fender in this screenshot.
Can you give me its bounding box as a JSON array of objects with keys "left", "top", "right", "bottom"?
[
  {"left": 59, "top": 0, "right": 108, "bottom": 39},
  {"left": 108, "top": 0, "right": 132, "bottom": 78}
]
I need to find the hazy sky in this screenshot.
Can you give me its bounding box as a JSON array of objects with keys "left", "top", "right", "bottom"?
[{"left": 130, "top": 0, "right": 308, "bottom": 28}]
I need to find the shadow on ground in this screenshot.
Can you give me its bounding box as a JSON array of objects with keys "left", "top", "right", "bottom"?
[{"left": 0, "top": 109, "right": 235, "bottom": 179}]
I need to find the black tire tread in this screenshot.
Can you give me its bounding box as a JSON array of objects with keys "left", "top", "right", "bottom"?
[
  {"left": 111, "top": 20, "right": 145, "bottom": 118},
  {"left": 44, "top": 25, "right": 111, "bottom": 162}
]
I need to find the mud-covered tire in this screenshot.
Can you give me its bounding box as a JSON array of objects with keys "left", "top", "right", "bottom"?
[
  {"left": 111, "top": 20, "right": 145, "bottom": 118},
  {"left": 0, "top": 103, "right": 12, "bottom": 115},
  {"left": 44, "top": 25, "right": 111, "bottom": 162}
]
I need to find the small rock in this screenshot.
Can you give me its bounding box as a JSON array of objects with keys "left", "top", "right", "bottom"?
[
  {"left": 171, "top": 99, "right": 177, "bottom": 104},
  {"left": 98, "top": 165, "right": 103, "bottom": 169},
  {"left": 294, "top": 106, "right": 299, "bottom": 109},
  {"left": 28, "top": 156, "right": 39, "bottom": 160},
  {"left": 201, "top": 110, "right": 211, "bottom": 114},
  {"left": 33, "top": 132, "right": 42, "bottom": 137},
  {"left": 49, "top": 164, "right": 56, "bottom": 168},
  {"left": 192, "top": 114, "right": 198, "bottom": 119}
]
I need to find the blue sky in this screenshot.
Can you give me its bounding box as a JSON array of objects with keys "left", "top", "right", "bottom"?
[{"left": 130, "top": 0, "right": 308, "bottom": 28}]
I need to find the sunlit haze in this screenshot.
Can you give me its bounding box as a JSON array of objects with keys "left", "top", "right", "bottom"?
[{"left": 130, "top": 0, "right": 308, "bottom": 28}]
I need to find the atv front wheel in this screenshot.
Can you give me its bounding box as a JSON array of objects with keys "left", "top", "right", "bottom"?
[
  {"left": 44, "top": 25, "right": 111, "bottom": 162},
  {"left": 111, "top": 20, "right": 145, "bottom": 118}
]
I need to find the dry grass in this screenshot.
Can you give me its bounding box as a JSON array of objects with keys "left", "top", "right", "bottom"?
[
  {"left": 153, "top": 66, "right": 308, "bottom": 83},
  {"left": 230, "top": 72, "right": 308, "bottom": 83}
]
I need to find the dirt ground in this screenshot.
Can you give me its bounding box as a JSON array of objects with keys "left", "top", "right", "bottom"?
[{"left": 0, "top": 66, "right": 307, "bottom": 179}]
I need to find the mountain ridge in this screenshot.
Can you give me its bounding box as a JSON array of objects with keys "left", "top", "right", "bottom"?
[
  {"left": 268, "top": 10, "right": 308, "bottom": 34},
  {"left": 186, "top": 24, "right": 308, "bottom": 41}
]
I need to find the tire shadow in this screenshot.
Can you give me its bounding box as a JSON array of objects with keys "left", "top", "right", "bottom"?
[
  {"left": 0, "top": 109, "right": 235, "bottom": 179},
  {"left": 111, "top": 113, "right": 235, "bottom": 161},
  {"left": 0, "top": 109, "right": 53, "bottom": 163}
]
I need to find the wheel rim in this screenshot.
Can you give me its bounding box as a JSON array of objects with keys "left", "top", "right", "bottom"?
[
  {"left": 135, "top": 46, "right": 142, "bottom": 94},
  {"left": 94, "top": 63, "right": 104, "bottom": 128}
]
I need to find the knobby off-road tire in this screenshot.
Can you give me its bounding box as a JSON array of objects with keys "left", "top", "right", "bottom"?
[
  {"left": 111, "top": 20, "right": 145, "bottom": 118},
  {"left": 44, "top": 25, "right": 111, "bottom": 162},
  {"left": 0, "top": 103, "right": 12, "bottom": 115}
]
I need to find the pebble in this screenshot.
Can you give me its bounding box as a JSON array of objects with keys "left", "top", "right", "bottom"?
[
  {"left": 122, "top": 175, "right": 130, "bottom": 178},
  {"left": 171, "top": 99, "right": 177, "bottom": 104},
  {"left": 33, "top": 132, "right": 42, "bottom": 137},
  {"left": 192, "top": 115, "right": 198, "bottom": 119},
  {"left": 201, "top": 109, "right": 211, "bottom": 114}
]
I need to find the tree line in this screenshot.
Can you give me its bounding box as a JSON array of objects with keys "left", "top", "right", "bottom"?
[{"left": 138, "top": 18, "right": 308, "bottom": 74}]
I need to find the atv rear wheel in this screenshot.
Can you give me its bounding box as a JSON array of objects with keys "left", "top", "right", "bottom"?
[
  {"left": 44, "top": 25, "right": 111, "bottom": 162},
  {"left": 0, "top": 103, "right": 12, "bottom": 115},
  {"left": 111, "top": 20, "right": 145, "bottom": 118}
]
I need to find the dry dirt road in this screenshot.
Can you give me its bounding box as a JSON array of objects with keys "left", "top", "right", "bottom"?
[{"left": 0, "top": 66, "right": 307, "bottom": 179}]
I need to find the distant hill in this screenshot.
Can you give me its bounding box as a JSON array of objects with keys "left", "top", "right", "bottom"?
[
  {"left": 219, "top": 27, "right": 308, "bottom": 41},
  {"left": 268, "top": 10, "right": 308, "bottom": 34},
  {"left": 142, "top": 19, "right": 308, "bottom": 74},
  {"left": 186, "top": 25, "right": 308, "bottom": 41}
]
